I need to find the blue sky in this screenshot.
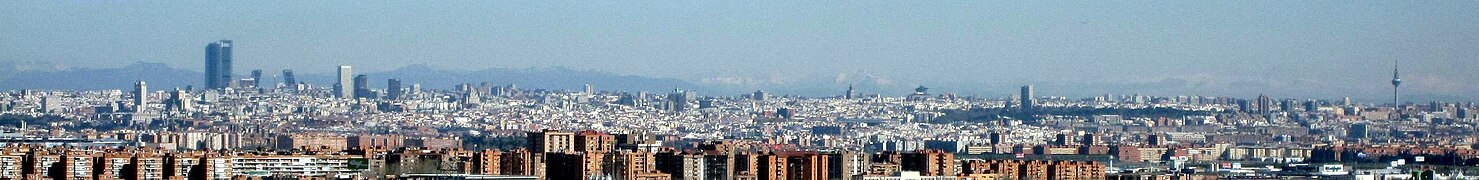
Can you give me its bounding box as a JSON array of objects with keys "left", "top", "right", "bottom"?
[{"left": 1, "top": 1, "right": 1476, "bottom": 101}]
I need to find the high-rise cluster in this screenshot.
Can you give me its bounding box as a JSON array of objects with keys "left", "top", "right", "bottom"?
[{"left": 203, "top": 40, "right": 233, "bottom": 89}]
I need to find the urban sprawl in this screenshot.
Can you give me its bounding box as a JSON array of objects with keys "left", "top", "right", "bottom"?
[{"left": 1, "top": 40, "right": 1476, "bottom": 180}]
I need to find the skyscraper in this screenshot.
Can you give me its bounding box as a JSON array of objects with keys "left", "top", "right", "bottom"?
[
  {"left": 353, "top": 75, "right": 370, "bottom": 99},
  {"left": 1238, "top": 99, "right": 1252, "bottom": 113},
  {"left": 281, "top": 70, "right": 296, "bottom": 85},
  {"left": 844, "top": 85, "right": 855, "bottom": 99},
  {"left": 336, "top": 66, "right": 353, "bottom": 98},
  {"left": 618, "top": 92, "right": 644, "bottom": 106},
  {"left": 249, "top": 70, "right": 263, "bottom": 88},
  {"left": 133, "top": 80, "right": 151, "bottom": 125},
  {"left": 203, "top": 40, "right": 233, "bottom": 89},
  {"left": 1257, "top": 94, "right": 1272, "bottom": 115},
  {"left": 1304, "top": 100, "right": 1318, "bottom": 112},
  {"left": 40, "top": 96, "right": 58, "bottom": 113},
  {"left": 583, "top": 84, "right": 594, "bottom": 95},
  {"left": 1280, "top": 99, "right": 1295, "bottom": 112},
  {"left": 387, "top": 79, "right": 403, "bottom": 100},
  {"left": 1020, "top": 85, "right": 1035, "bottom": 113},
  {"left": 1459, "top": 108, "right": 1470, "bottom": 119},
  {"left": 668, "top": 89, "right": 690, "bottom": 112},
  {"left": 134, "top": 80, "right": 148, "bottom": 112}
]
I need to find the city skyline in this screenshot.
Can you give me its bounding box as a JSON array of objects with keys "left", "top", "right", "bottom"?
[
  {"left": 0, "top": 41, "right": 1459, "bottom": 104},
  {"left": 0, "top": 59, "right": 1460, "bottom": 104},
  {"left": 4, "top": 2, "right": 1479, "bottom": 179},
  {"left": 2, "top": 1, "right": 1476, "bottom": 102}
]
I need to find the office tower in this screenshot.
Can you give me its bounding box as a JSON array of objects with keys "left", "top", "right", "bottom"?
[
  {"left": 753, "top": 90, "right": 768, "bottom": 101},
  {"left": 1238, "top": 100, "right": 1252, "bottom": 113},
  {"left": 668, "top": 89, "right": 690, "bottom": 112},
  {"left": 845, "top": 84, "right": 856, "bottom": 99},
  {"left": 486, "top": 82, "right": 500, "bottom": 96},
  {"left": 1280, "top": 99, "right": 1295, "bottom": 112},
  {"left": 618, "top": 93, "right": 640, "bottom": 106},
  {"left": 1305, "top": 100, "right": 1319, "bottom": 112},
  {"left": 353, "top": 75, "right": 370, "bottom": 99},
  {"left": 249, "top": 69, "right": 262, "bottom": 88},
  {"left": 456, "top": 83, "right": 473, "bottom": 92},
  {"left": 40, "top": 95, "right": 58, "bottom": 113},
  {"left": 281, "top": 70, "right": 296, "bottom": 85},
  {"left": 387, "top": 79, "right": 403, "bottom": 100},
  {"left": 336, "top": 66, "right": 353, "bottom": 98},
  {"left": 583, "top": 84, "right": 593, "bottom": 94},
  {"left": 635, "top": 92, "right": 647, "bottom": 106},
  {"left": 1343, "top": 97, "right": 1352, "bottom": 107},
  {"left": 1257, "top": 94, "right": 1272, "bottom": 115},
  {"left": 1020, "top": 85, "right": 1035, "bottom": 112},
  {"left": 203, "top": 40, "right": 233, "bottom": 89},
  {"left": 133, "top": 80, "right": 148, "bottom": 112}
]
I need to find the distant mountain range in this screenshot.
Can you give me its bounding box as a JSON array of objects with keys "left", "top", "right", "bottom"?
[
  {"left": 0, "top": 61, "right": 1468, "bottom": 102},
  {"left": 0, "top": 62, "right": 200, "bottom": 91},
  {"left": 0, "top": 62, "right": 703, "bottom": 94}
]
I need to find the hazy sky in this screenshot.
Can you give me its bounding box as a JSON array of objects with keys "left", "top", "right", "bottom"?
[{"left": 2, "top": 1, "right": 1476, "bottom": 101}]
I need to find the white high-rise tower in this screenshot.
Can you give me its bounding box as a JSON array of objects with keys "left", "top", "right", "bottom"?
[
  {"left": 337, "top": 66, "right": 354, "bottom": 98},
  {"left": 134, "top": 80, "right": 148, "bottom": 111}
]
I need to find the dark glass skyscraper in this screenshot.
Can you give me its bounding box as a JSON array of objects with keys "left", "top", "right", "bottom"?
[
  {"left": 667, "top": 89, "right": 689, "bottom": 112},
  {"left": 250, "top": 69, "right": 263, "bottom": 88},
  {"left": 844, "top": 84, "right": 855, "bottom": 99},
  {"left": 387, "top": 79, "right": 403, "bottom": 100},
  {"left": 1020, "top": 85, "right": 1035, "bottom": 113},
  {"left": 282, "top": 70, "right": 296, "bottom": 85},
  {"left": 354, "top": 75, "right": 370, "bottom": 99},
  {"left": 204, "top": 40, "right": 233, "bottom": 89}
]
